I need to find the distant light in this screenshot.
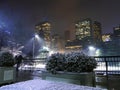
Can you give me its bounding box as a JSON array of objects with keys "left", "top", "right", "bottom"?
[
  {"left": 49, "top": 51, "right": 54, "bottom": 56},
  {"left": 35, "top": 34, "right": 39, "bottom": 39},
  {"left": 88, "top": 46, "right": 96, "bottom": 51},
  {"left": 43, "top": 46, "right": 49, "bottom": 51},
  {"left": 95, "top": 49, "right": 101, "bottom": 56},
  {"left": 88, "top": 46, "right": 96, "bottom": 56},
  {"left": 35, "top": 63, "right": 46, "bottom": 68}
]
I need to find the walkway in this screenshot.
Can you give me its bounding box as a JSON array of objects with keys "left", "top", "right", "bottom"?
[
  {"left": 1, "top": 70, "right": 102, "bottom": 90},
  {"left": 16, "top": 70, "right": 41, "bottom": 82},
  {"left": 1, "top": 70, "right": 120, "bottom": 90},
  {"left": 0, "top": 79, "right": 103, "bottom": 90}
]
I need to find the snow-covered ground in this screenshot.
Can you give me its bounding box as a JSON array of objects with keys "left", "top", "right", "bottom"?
[{"left": 0, "top": 79, "right": 106, "bottom": 90}]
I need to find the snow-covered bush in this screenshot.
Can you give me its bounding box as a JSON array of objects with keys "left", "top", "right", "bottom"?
[
  {"left": 46, "top": 52, "right": 97, "bottom": 74},
  {"left": 46, "top": 53, "right": 66, "bottom": 74},
  {"left": 65, "top": 52, "right": 97, "bottom": 72}
]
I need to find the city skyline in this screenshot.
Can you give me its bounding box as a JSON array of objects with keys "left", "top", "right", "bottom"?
[{"left": 0, "top": 0, "right": 120, "bottom": 44}]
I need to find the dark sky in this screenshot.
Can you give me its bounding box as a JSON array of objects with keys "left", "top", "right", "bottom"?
[{"left": 0, "top": 0, "right": 120, "bottom": 44}]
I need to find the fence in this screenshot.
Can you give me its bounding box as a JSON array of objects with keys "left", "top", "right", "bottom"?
[
  {"left": 20, "top": 58, "right": 47, "bottom": 70},
  {"left": 94, "top": 56, "right": 120, "bottom": 75},
  {"left": 20, "top": 56, "right": 120, "bottom": 75}
]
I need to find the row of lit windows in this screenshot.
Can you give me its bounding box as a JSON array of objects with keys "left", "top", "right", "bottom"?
[
  {"left": 114, "top": 27, "right": 120, "bottom": 30},
  {"left": 42, "top": 23, "right": 51, "bottom": 27},
  {"left": 76, "top": 31, "right": 90, "bottom": 35},
  {"left": 35, "top": 22, "right": 51, "bottom": 31},
  {"left": 75, "top": 21, "right": 90, "bottom": 27},
  {"left": 102, "top": 35, "right": 111, "bottom": 42},
  {"left": 76, "top": 28, "right": 90, "bottom": 34},
  {"left": 79, "top": 21, "right": 90, "bottom": 25}
]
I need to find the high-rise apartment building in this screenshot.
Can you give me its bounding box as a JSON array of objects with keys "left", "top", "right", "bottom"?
[
  {"left": 75, "top": 18, "right": 92, "bottom": 40},
  {"left": 93, "top": 21, "right": 102, "bottom": 43},
  {"left": 101, "top": 25, "right": 120, "bottom": 56},
  {"left": 113, "top": 25, "right": 120, "bottom": 37},
  {"left": 35, "top": 21, "right": 51, "bottom": 48},
  {"left": 75, "top": 18, "right": 102, "bottom": 46}
]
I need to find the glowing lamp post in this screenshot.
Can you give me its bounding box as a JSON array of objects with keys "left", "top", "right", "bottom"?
[
  {"left": 88, "top": 46, "right": 101, "bottom": 56},
  {"left": 88, "top": 46, "right": 96, "bottom": 51},
  {"left": 33, "top": 34, "right": 39, "bottom": 58},
  {"left": 88, "top": 46, "right": 96, "bottom": 56}
]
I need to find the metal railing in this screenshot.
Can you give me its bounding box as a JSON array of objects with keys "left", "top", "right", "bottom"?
[
  {"left": 20, "top": 56, "right": 120, "bottom": 75},
  {"left": 94, "top": 56, "right": 120, "bottom": 75},
  {"left": 19, "top": 58, "right": 47, "bottom": 70}
]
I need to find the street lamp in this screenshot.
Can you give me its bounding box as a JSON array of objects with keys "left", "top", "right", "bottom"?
[
  {"left": 33, "top": 33, "right": 39, "bottom": 58},
  {"left": 88, "top": 46, "right": 96, "bottom": 56},
  {"left": 88, "top": 46, "right": 96, "bottom": 51},
  {"left": 88, "top": 46, "right": 101, "bottom": 56}
]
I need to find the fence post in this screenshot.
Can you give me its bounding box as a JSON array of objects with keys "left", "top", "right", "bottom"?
[
  {"left": 104, "top": 57, "right": 109, "bottom": 89},
  {"left": 104, "top": 57, "right": 108, "bottom": 77}
]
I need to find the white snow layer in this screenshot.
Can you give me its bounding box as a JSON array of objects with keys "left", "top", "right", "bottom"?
[{"left": 0, "top": 79, "right": 104, "bottom": 90}]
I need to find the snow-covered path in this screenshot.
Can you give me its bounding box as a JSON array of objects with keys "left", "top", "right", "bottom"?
[{"left": 0, "top": 79, "right": 104, "bottom": 90}]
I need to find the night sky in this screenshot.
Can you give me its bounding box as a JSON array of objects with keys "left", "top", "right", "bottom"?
[{"left": 0, "top": 0, "right": 120, "bottom": 44}]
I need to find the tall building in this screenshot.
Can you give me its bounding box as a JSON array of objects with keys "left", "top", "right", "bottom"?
[
  {"left": 51, "top": 34, "right": 60, "bottom": 51},
  {"left": 101, "top": 25, "right": 120, "bottom": 56},
  {"left": 35, "top": 21, "right": 51, "bottom": 48},
  {"left": 113, "top": 25, "right": 120, "bottom": 47},
  {"left": 51, "top": 34, "right": 65, "bottom": 53},
  {"left": 113, "top": 25, "right": 120, "bottom": 37},
  {"left": 75, "top": 18, "right": 102, "bottom": 47},
  {"left": 93, "top": 21, "right": 102, "bottom": 43},
  {"left": 75, "top": 18, "right": 92, "bottom": 41}
]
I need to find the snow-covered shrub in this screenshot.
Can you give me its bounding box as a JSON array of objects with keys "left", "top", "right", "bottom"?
[
  {"left": 46, "top": 52, "right": 97, "bottom": 74},
  {"left": 46, "top": 53, "right": 66, "bottom": 74},
  {"left": 65, "top": 52, "right": 97, "bottom": 72}
]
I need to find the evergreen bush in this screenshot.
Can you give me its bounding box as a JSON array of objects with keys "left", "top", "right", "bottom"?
[{"left": 46, "top": 52, "right": 97, "bottom": 74}]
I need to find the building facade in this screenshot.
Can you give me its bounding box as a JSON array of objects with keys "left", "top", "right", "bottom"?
[
  {"left": 75, "top": 18, "right": 92, "bottom": 41},
  {"left": 75, "top": 18, "right": 102, "bottom": 48},
  {"left": 65, "top": 40, "right": 82, "bottom": 53},
  {"left": 93, "top": 21, "right": 102, "bottom": 43},
  {"left": 51, "top": 34, "right": 65, "bottom": 53},
  {"left": 35, "top": 21, "right": 51, "bottom": 48},
  {"left": 101, "top": 25, "right": 120, "bottom": 56},
  {"left": 113, "top": 25, "right": 120, "bottom": 37}
]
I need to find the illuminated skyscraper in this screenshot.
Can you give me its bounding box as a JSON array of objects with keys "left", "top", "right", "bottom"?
[
  {"left": 75, "top": 18, "right": 92, "bottom": 41},
  {"left": 35, "top": 21, "right": 51, "bottom": 48},
  {"left": 75, "top": 18, "right": 102, "bottom": 46},
  {"left": 93, "top": 21, "right": 102, "bottom": 43},
  {"left": 113, "top": 25, "right": 120, "bottom": 37}
]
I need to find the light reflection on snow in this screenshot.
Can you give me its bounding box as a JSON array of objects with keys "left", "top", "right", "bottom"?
[
  {"left": 95, "top": 63, "right": 120, "bottom": 71},
  {"left": 19, "top": 63, "right": 46, "bottom": 70}
]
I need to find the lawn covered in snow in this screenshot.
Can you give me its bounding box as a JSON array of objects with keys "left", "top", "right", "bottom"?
[{"left": 0, "top": 79, "right": 105, "bottom": 90}]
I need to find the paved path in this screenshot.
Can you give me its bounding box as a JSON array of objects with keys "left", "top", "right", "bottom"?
[
  {"left": 0, "top": 79, "right": 103, "bottom": 90},
  {"left": 0, "top": 70, "right": 104, "bottom": 90},
  {"left": 16, "top": 70, "right": 42, "bottom": 82},
  {"left": 1, "top": 70, "right": 120, "bottom": 90}
]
